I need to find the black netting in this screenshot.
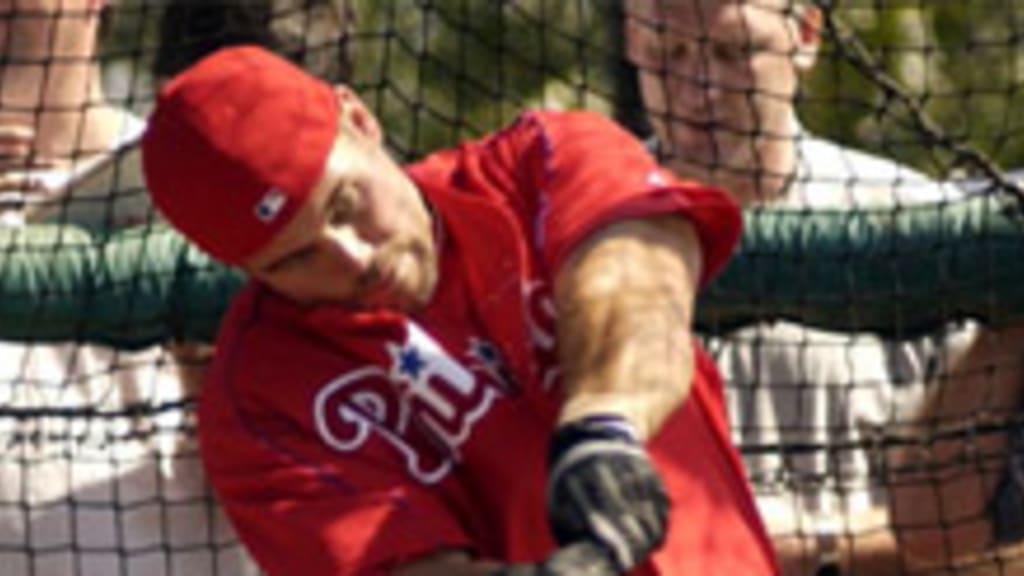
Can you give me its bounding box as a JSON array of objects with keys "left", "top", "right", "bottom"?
[{"left": 2, "top": 1, "right": 1024, "bottom": 574}]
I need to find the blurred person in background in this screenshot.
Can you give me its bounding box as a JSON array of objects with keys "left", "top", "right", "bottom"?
[
  {"left": 624, "top": 0, "right": 1024, "bottom": 574},
  {"left": 152, "top": 0, "right": 354, "bottom": 85},
  {"left": 0, "top": 0, "right": 350, "bottom": 573}
]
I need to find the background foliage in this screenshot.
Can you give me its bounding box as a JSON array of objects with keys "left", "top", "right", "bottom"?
[
  {"left": 801, "top": 0, "right": 1024, "bottom": 179},
  {"left": 99, "top": 0, "right": 1024, "bottom": 176}
]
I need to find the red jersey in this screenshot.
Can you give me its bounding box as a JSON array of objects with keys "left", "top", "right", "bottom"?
[{"left": 200, "top": 111, "right": 779, "bottom": 575}]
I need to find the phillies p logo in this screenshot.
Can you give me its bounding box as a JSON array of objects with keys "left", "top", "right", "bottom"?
[{"left": 314, "top": 322, "right": 505, "bottom": 484}]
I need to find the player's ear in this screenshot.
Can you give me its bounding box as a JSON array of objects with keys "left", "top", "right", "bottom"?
[
  {"left": 792, "top": 4, "right": 822, "bottom": 71},
  {"left": 335, "top": 85, "right": 383, "bottom": 145}
]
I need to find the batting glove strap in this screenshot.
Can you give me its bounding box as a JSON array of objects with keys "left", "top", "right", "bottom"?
[{"left": 546, "top": 415, "right": 671, "bottom": 573}]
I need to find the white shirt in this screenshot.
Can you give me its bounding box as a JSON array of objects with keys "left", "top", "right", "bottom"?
[
  {"left": 0, "top": 114, "right": 259, "bottom": 576},
  {"left": 706, "top": 129, "right": 980, "bottom": 537}
]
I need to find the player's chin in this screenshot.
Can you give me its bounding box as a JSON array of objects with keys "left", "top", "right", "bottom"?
[
  {"left": 362, "top": 269, "right": 432, "bottom": 313},
  {"left": 359, "top": 287, "right": 425, "bottom": 314},
  {"left": 394, "top": 272, "right": 437, "bottom": 313},
  {"left": 396, "top": 244, "right": 440, "bottom": 310},
  {"left": 353, "top": 242, "right": 436, "bottom": 313}
]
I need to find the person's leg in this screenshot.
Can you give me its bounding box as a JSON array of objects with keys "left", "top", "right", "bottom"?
[
  {"left": 771, "top": 532, "right": 821, "bottom": 576},
  {"left": 819, "top": 483, "right": 1024, "bottom": 575},
  {"left": 886, "top": 324, "right": 1024, "bottom": 568}
]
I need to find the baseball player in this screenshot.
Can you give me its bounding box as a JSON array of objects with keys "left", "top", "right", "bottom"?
[{"left": 141, "top": 45, "right": 781, "bottom": 575}]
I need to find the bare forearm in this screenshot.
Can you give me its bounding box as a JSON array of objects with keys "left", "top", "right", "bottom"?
[{"left": 554, "top": 216, "right": 703, "bottom": 440}]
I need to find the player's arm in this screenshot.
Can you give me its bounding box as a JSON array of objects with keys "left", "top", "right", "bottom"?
[
  {"left": 555, "top": 214, "right": 701, "bottom": 439},
  {"left": 545, "top": 214, "right": 703, "bottom": 572},
  {"left": 391, "top": 213, "right": 698, "bottom": 576}
]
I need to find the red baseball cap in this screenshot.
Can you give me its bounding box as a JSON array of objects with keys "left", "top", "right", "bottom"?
[{"left": 142, "top": 45, "right": 339, "bottom": 265}]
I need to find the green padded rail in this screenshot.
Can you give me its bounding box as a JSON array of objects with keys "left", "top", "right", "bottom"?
[
  {"left": 0, "top": 193, "right": 1021, "bottom": 347},
  {"left": 0, "top": 224, "right": 243, "bottom": 349},
  {"left": 700, "top": 193, "right": 1024, "bottom": 335}
]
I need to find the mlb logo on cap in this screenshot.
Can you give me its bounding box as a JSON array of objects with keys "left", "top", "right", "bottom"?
[{"left": 255, "top": 189, "right": 288, "bottom": 223}]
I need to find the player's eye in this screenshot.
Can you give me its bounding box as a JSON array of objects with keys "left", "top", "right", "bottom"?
[
  {"left": 265, "top": 242, "right": 319, "bottom": 277},
  {"left": 289, "top": 245, "right": 319, "bottom": 267},
  {"left": 328, "top": 184, "right": 359, "bottom": 225}
]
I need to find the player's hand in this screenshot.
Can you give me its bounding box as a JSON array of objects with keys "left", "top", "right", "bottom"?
[
  {"left": 488, "top": 541, "right": 618, "bottom": 576},
  {"left": 546, "top": 414, "right": 670, "bottom": 573}
]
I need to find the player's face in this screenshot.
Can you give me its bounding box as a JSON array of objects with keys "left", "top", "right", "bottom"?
[
  {"left": 244, "top": 106, "right": 438, "bottom": 312},
  {"left": 626, "top": 0, "right": 819, "bottom": 204}
]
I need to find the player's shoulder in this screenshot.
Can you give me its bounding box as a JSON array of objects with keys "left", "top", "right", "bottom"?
[
  {"left": 514, "top": 108, "right": 622, "bottom": 128},
  {"left": 210, "top": 286, "right": 400, "bottom": 387},
  {"left": 202, "top": 286, "right": 370, "bottom": 435},
  {"left": 479, "top": 109, "right": 648, "bottom": 175},
  {"left": 208, "top": 286, "right": 317, "bottom": 384},
  {"left": 503, "top": 109, "right": 635, "bottom": 143}
]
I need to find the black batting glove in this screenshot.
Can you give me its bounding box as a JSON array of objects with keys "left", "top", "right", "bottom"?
[
  {"left": 489, "top": 541, "right": 618, "bottom": 576},
  {"left": 546, "top": 414, "right": 671, "bottom": 573}
]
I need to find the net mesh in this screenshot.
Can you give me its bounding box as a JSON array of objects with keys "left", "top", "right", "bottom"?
[{"left": 2, "top": 0, "right": 1024, "bottom": 574}]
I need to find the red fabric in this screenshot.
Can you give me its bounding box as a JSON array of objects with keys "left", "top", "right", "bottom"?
[
  {"left": 456, "top": 110, "right": 742, "bottom": 287},
  {"left": 142, "top": 46, "right": 337, "bottom": 265},
  {"left": 200, "top": 111, "right": 778, "bottom": 575}
]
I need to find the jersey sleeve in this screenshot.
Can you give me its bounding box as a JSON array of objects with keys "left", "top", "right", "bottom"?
[{"left": 493, "top": 110, "right": 741, "bottom": 286}]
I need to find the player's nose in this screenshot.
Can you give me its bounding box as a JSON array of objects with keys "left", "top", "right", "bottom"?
[{"left": 323, "top": 225, "right": 375, "bottom": 276}]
